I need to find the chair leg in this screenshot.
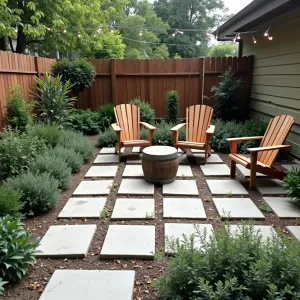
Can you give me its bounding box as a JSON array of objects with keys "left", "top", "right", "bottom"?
[
  {"left": 204, "top": 150, "right": 208, "bottom": 164},
  {"left": 249, "top": 165, "right": 257, "bottom": 190},
  {"left": 207, "top": 145, "right": 212, "bottom": 157},
  {"left": 230, "top": 160, "right": 236, "bottom": 178}
]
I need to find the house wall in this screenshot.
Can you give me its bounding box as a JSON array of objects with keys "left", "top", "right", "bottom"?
[{"left": 242, "top": 7, "right": 300, "bottom": 157}]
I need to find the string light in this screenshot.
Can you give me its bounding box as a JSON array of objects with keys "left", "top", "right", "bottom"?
[
  {"left": 46, "top": 27, "right": 51, "bottom": 31},
  {"left": 78, "top": 32, "right": 81, "bottom": 38},
  {"left": 139, "top": 31, "right": 143, "bottom": 36},
  {"left": 264, "top": 27, "right": 270, "bottom": 37},
  {"left": 172, "top": 29, "right": 184, "bottom": 37},
  {"left": 252, "top": 35, "right": 257, "bottom": 44},
  {"left": 63, "top": 29, "right": 67, "bottom": 33},
  {"left": 236, "top": 33, "right": 241, "bottom": 40},
  {"left": 233, "top": 34, "right": 237, "bottom": 43},
  {"left": 268, "top": 35, "right": 273, "bottom": 40}
]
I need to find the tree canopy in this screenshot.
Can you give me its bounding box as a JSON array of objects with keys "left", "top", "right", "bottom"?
[
  {"left": 208, "top": 43, "right": 238, "bottom": 57},
  {"left": 0, "top": 0, "right": 127, "bottom": 56}
]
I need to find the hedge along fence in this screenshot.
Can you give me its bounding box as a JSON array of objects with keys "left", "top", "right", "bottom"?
[{"left": 0, "top": 51, "right": 254, "bottom": 128}]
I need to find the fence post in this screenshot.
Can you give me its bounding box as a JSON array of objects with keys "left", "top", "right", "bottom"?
[
  {"left": 111, "top": 59, "right": 117, "bottom": 104},
  {"left": 34, "top": 56, "right": 40, "bottom": 78}
]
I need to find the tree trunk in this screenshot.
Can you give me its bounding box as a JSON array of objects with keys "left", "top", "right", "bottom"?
[
  {"left": 0, "top": 37, "right": 7, "bottom": 51},
  {"left": 15, "top": 29, "right": 27, "bottom": 54}
]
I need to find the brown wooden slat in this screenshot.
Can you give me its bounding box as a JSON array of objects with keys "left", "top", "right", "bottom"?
[{"left": 192, "top": 105, "right": 200, "bottom": 142}]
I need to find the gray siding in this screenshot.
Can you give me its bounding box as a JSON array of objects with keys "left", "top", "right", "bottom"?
[{"left": 243, "top": 8, "right": 300, "bottom": 157}]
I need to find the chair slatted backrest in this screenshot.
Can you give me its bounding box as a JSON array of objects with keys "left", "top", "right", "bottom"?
[
  {"left": 114, "top": 104, "right": 140, "bottom": 141},
  {"left": 186, "top": 105, "right": 213, "bottom": 143},
  {"left": 258, "top": 115, "right": 294, "bottom": 166}
]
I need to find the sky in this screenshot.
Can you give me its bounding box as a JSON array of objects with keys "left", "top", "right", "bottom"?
[{"left": 225, "top": 0, "right": 253, "bottom": 14}]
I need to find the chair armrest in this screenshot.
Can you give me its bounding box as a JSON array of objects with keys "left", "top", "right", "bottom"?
[
  {"left": 111, "top": 123, "right": 121, "bottom": 132},
  {"left": 227, "top": 136, "right": 264, "bottom": 142},
  {"left": 140, "top": 122, "right": 156, "bottom": 130},
  {"left": 170, "top": 123, "right": 186, "bottom": 131},
  {"left": 248, "top": 145, "right": 290, "bottom": 152},
  {"left": 206, "top": 125, "right": 215, "bottom": 134}
]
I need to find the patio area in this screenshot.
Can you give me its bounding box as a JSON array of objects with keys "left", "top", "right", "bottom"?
[{"left": 11, "top": 143, "right": 299, "bottom": 300}]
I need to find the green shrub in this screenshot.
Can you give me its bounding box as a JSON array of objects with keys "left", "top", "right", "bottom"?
[
  {"left": 4, "top": 85, "right": 32, "bottom": 131},
  {"left": 210, "top": 119, "right": 268, "bottom": 153},
  {"left": 98, "top": 127, "right": 117, "bottom": 147},
  {"left": 97, "top": 104, "right": 116, "bottom": 131},
  {"left": 60, "top": 130, "right": 94, "bottom": 162},
  {"left": 0, "top": 215, "right": 39, "bottom": 284},
  {"left": 140, "top": 127, "right": 148, "bottom": 140},
  {"left": 33, "top": 73, "right": 76, "bottom": 126},
  {"left": 211, "top": 67, "right": 243, "bottom": 121},
  {"left": 46, "top": 146, "right": 83, "bottom": 173},
  {"left": 155, "top": 224, "right": 300, "bottom": 299},
  {"left": 166, "top": 90, "right": 180, "bottom": 124},
  {"left": 284, "top": 169, "right": 300, "bottom": 202},
  {"left": 129, "top": 98, "right": 155, "bottom": 124},
  {"left": 69, "top": 109, "right": 99, "bottom": 135},
  {"left": 0, "top": 278, "right": 7, "bottom": 297},
  {"left": 5, "top": 172, "right": 60, "bottom": 216},
  {"left": 152, "top": 121, "right": 186, "bottom": 146},
  {"left": 28, "top": 154, "right": 72, "bottom": 190},
  {"left": 0, "top": 187, "right": 22, "bottom": 217},
  {"left": 0, "top": 129, "right": 47, "bottom": 181},
  {"left": 27, "top": 123, "right": 63, "bottom": 147},
  {"left": 52, "top": 59, "right": 96, "bottom": 94}
]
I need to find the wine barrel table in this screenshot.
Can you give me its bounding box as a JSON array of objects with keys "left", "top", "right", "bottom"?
[{"left": 142, "top": 146, "right": 178, "bottom": 184}]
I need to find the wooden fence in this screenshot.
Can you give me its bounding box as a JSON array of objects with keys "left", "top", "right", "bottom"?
[{"left": 0, "top": 52, "right": 254, "bottom": 128}]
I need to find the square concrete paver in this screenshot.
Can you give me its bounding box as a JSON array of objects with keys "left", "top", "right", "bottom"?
[
  {"left": 206, "top": 180, "right": 248, "bottom": 195},
  {"left": 111, "top": 198, "right": 155, "bottom": 220},
  {"left": 126, "top": 154, "right": 142, "bottom": 164},
  {"left": 132, "top": 147, "right": 141, "bottom": 153},
  {"left": 177, "top": 165, "right": 193, "bottom": 177},
  {"left": 73, "top": 180, "right": 113, "bottom": 195},
  {"left": 200, "top": 164, "right": 230, "bottom": 176},
  {"left": 236, "top": 165, "right": 266, "bottom": 178},
  {"left": 94, "top": 154, "right": 119, "bottom": 164},
  {"left": 227, "top": 225, "right": 277, "bottom": 241},
  {"left": 191, "top": 149, "right": 214, "bottom": 153},
  {"left": 100, "top": 225, "right": 155, "bottom": 259},
  {"left": 58, "top": 198, "right": 106, "bottom": 219},
  {"left": 287, "top": 226, "right": 300, "bottom": 241},
  {"left": 37, "top": 225, "right": 96, "bottom": 258},
  {"left": 118, "top": 179, "right": 154, "bottom": 195},
  {"left": 282, "top": 164, "right": 300, "bottom": 171},
  {"left": 163, "top": 198, "right": 206, "bottom": 219},
  {"left": 123, "top": 165, "right": 143, "bottom": 177},
  {"left": 264, "top": 197, "right": 300, "bottom": 218},
  {"left": 163, "top": 180, "right": 198, "bottom": 196},
  {"left": 213, "top": 198, "right": 265, "bottom": 219},
  {"left": 195, "top": 154, "right": 223, "bottom": 164},
  {"left": 85, "top": 166, "right": 118, "bottom": 178},
  {"left": 39, "top": 270, "right": 135, "bottom": 300},
  {"left": 256, "top": 179, "right": 287, "bottom": 195},
  {"left": 99, "top": 147, "right": 115, "bottom": 154},
  {"left": 164, "top": 223, "right": 213, "bottom": 254}
]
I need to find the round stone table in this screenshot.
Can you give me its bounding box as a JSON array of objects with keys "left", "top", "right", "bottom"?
[{"left": 142, "top": 146, "right": 178, "bottom": 184}]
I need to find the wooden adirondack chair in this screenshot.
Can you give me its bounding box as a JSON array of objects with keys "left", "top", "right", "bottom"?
[
  {"left": 171, "top": 105, "right": 215, "bottom": 163},
  {"left": 112, "top": 104, "right": 156, "bottom": 161},
  {"left": 227, "top": 115, "right": 294, "bottom": 190}
]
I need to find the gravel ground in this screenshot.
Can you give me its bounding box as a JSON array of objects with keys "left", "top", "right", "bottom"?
[{"left": 3, "top": 136, "right": 298, "bottom": 300}]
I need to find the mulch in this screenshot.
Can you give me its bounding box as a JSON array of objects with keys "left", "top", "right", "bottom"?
[{"left": 3, "top": 137, "right": 298, "bottom": 300}]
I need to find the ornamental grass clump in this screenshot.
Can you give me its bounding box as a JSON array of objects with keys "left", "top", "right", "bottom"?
[
  {"left": 155, "top": 224, "right": 300, "bottom": 299},
  {"left": 166, "top": 90, "right": 180, "bottom": 124}
]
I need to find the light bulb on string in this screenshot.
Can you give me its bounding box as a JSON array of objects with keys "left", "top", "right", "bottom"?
[
  {"left": 268, "top": 35, "right": 273, "bottom": 40},
  {"left": 252, "top": 35, "right": 257, "bottom": 44},
  {"left": 139, "top": 31, "right": 143, "bottom": 36},
  {"left": 237, "top": 33, "right": 241, "bottom": 40},
  {"left": 264, "top": 27, "right": 270, "bottom": 37},
  {"left": 46, "top": 27, "right": 51, "bottom": 31},
  {"left": 78, "top": 32, "right": 81, "bottom": 38},
  {"left": 63, "top": 29, "right": 67, "bottom": 33}
]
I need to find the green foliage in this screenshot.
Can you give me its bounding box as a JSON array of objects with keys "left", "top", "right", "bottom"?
[
  {"left": 166, "top": 90, "right": 179, "bottom": 124},
  {"left": 153, "top": 0, "right": 229, "bottom": 57},
  {"left": 0, "top": 216, "right": 39, "bottom": 284},
  {"left": 0, "top": 187, "right": 22, "bottom": 217},
  {"left": 155, "top": 224, "right": 300, "bottom": 299},
  {"left": 97, "top": 104, "right": 116, "bottom": 131},
  {"left": 4, "top": 85, "right": 32, "bottom": 131},
  {"left": 27, "top": 123, "right": 63, "bottom": 148},
  {"left": 0, "top": 277, "right": 7, "bottom": 297},
  {"left": 33, "top": 73, "right": 76, "bottom": 126},
  {"left": 129, "top": 98, "right": 155, "bottom": 124},
  {"left": 52, "top": 59, "right": 96, "bottom": 94},
  {"left": 210, "top": 119, "right": 268, "bottom": 153},
  {"left": 5, "top": 172, "right": 60, "bottom": 216},
  {"left": 46, "top": 146, "right": 84, "bottom": 174},
  {"left": 0, "top": 0, "right": 127, "bottom": 54},
  {"left": 0, "top": 129, "right": 47, "bottom": 181},
  {"left": 140, "top": 126, "right": 148, "bottom": 140},
  {"left": 28, "top": 154, "right": 72, "bottom": 190},
  {"left": 208, "top": 43, "right": 238, "bottom": 57},
  {"left": 284, "top": 169, "right": 300, "bottom": 202},
  {"left": 69, "top": 109, "right": 100, "bottom": 135},
  {"left": 60, "top": 130, "right": 94, "bottom": 162},
  {"left": 211, "top": 68, "right": 243, "bottom": 121},
  {"left": 98, "top": 127, "right": 118, "bottom": 147}
]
